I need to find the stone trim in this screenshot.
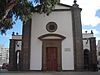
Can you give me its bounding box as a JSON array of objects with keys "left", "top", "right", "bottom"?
[
  {"left": 9, "top": 39, "right": 16, "bottom": 71},
  {"left": 46, "top": 22, "right": 57, "bottom": 32},
  {"left": 71, "top": 6, "right": 84, "bottom": 71},
  {"left": 10, "top": 39, "right": 22, "bottom": 41},
  {"left": 38, "top": 34, "right": 66, "bottom": 40},
  {"left": 53, "top": 9, "right": 71, "bottom": 12},
  {"left": 83, "top": 38, "right": 90, "bottom": 40},
  {"left": 21, "top": 19, "right": 32, "bottom": 70},
  {"left": 58, "top": 3, "right": 72, "bottom": 7},
  {"left": 89, "top": 37, "right": 98, "bottom": 71},
  {"left": 83, "top": 37, "right": 96, "bottom": 40}
]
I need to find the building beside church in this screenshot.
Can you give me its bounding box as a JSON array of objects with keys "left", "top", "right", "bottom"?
[
  {"left": 83, "top": 31, "right": 97, "bottom": 71},
  {"left": 9, "top": 0, "right": 97, "bottom": 71}
]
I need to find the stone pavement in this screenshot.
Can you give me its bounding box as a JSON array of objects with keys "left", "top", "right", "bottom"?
[{"left": 0, "top": 72, "right": 100, "bottom": 75}]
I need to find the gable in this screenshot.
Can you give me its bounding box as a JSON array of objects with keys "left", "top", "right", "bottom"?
[{"left": 55, "top": 3, "right": 72, "bottom": 10}]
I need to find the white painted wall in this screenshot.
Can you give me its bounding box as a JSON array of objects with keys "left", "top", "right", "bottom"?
[
  {"left": 83, "top": 40, "right": 90, "bottom": 50},
  {"left": 82, "top": 33, "right": 94, "bottom": 51},
  {"left": 30, "top": 9, "right": 74, "bottom": 70}
]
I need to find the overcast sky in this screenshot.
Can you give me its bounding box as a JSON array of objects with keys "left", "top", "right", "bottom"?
[{"left": 0, "top": 0, "right": 100, "bottom": 47}]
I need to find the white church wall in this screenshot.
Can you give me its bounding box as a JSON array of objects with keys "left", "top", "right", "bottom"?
[
  {"left": 30, "top": 10, "right": 74, "bottom": 70},
  {"left": 30, "top": 37, "right": 42, "bottom": 70},
  {"left": 62, "top": 39, "right": 74, "bottom": 70}
]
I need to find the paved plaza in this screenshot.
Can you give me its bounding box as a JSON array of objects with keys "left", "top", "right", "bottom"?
[{"left": 0, "top": 71, "right": 100, "bottom": 75}]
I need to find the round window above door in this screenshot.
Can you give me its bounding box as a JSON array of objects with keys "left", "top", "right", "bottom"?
[{"left": 46, "top": 22, "right": 57, "bottom": 32}]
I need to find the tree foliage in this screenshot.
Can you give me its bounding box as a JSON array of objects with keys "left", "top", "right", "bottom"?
[{"left": 0, "top": 0, "right": 59, "bottom": 34}]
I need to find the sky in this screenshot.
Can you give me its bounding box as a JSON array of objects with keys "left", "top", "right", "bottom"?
[
  {"left": 60, "top": 0, "right": 100, "bottom": 42},
  {"left": 0, "top": 0, "right": 100, "bottom": 48}
]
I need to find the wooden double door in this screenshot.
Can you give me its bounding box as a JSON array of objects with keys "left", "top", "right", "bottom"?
[
  {"left": 46, "top": 47, "right": 58, "bottom": 71},
  {"left": 42, "top": 39, "right": 62, "bottom": 71}
]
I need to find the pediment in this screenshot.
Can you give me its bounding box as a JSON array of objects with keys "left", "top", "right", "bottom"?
[
  {"left": 38, "top": 34, "right": 66, "bottom": 40},
  {"left": 54, "top": 3, "right": 72, "bottom": 10}
]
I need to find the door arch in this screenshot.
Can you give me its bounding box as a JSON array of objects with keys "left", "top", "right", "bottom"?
[{"left": 38, "top": 34, "right": 66, "bottom": 71}]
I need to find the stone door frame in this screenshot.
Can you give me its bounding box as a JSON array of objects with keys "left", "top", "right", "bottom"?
[{"left": 38, "top": 34, "right": 66, "bottom": 71}]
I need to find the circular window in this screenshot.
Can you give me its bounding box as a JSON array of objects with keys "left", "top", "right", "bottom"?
[{"left": 46, "top": 22, "right": 57, "bottom": 32}]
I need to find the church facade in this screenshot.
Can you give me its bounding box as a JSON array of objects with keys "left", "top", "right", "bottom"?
[
  {"left": 9, "top": 1, "right": 97, "bottom": 71},
  {"left": 22, "top": 2, "right": 84, "bottom": 71}
]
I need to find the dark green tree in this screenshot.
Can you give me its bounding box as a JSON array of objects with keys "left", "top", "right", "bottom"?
[{"left": 0, "top": 0, "right": 59, "bottom": 34}]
